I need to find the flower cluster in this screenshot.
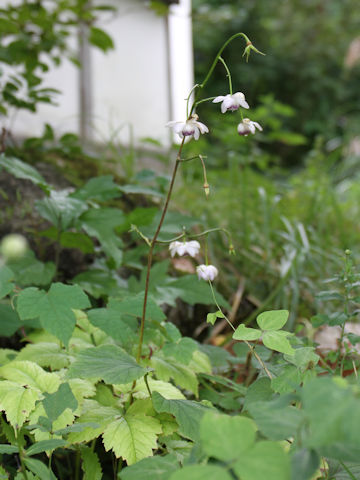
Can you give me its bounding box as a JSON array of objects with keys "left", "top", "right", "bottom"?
[
  {"left": 169, "top": 240, "right": 218, "bottom": 281},
  {"left": 167, "top": 91, "right": 262, "bottom": 140}
]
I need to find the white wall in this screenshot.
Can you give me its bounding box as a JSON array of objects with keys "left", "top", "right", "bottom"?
[{"left": 5, "top": 0, "right": 194, "bottom": 148}]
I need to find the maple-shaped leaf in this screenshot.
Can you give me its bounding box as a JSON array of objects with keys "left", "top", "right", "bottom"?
[
  {"left": 67, "top": 344, "right": 146, "bottom": 384},
  {"left": 0, "top": 380, "right": 40, "bottom": 427},
  {"left": 102, "top": 412, "right": 162, "bottom": 465},
  {"left": 0, "top": 360, "right": 60, "bottom": 393},
  {"left": 16, "top": 283, "right": 90, "bottom": 345},
  {"left": 150, "top": 354, "right": 198, "bottom": 396}
]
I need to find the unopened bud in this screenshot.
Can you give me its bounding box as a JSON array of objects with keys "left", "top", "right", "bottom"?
[
  {"left": 345, "top": 249, "right": 351, "bottom": 256},
  {"left": 229, "top": 244, "right": 236, "bottom": 255},
  {"left": 203, "top": 183, "right": 210, "bottom": 197},
  {"left": 0, "top": 234, "right": 28, "bottom": 260},
  {"left": 243, "top": 41, "right": 265, "bottom": 62}
]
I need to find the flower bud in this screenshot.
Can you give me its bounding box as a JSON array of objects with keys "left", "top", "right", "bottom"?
[
  {"left": 0, "top": 234, "right": 28, "bottom": 260},
  {"left": 203, "top": 183, "right": 210, "bottom": 197}
]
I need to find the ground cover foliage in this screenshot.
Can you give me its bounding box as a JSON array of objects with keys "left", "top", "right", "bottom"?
[{"left": 1, "top": 1, "right": 360, "bottom": 479}]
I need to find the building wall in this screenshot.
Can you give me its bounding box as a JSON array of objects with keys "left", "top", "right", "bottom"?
[{"left": 7, "top": 0, "right": 193, "bottom": 147}]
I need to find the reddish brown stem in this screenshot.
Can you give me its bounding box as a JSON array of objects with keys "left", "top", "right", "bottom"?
[{"left": 136, "top": 138, "right": 185, "bottom": 362}]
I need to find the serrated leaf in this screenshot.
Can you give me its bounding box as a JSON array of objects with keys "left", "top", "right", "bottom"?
[
  {"left": 80, "top": 445, "right": 103, "bottom": 480},
  {"left": 0, "top": 154, "right": 49, "bottom": 191},
  {"left": 23, "top": 457, "right": 56, "bottom": 480},
  {"left": 162, "top": 337, "right": 198, "bottom": 364},
  {"left": 109, "top": 293, "right": 166, "bottom": 321},
  {"left": 8, "top": 252, "right": 55, "bottom": 287},
  {"left": 36, "top": 190, "right": 88, "bottom": 230},
  {"left": 0, "top": 304, "right": 22, "bottom": 337},
  {"left": 68, "top": 345, "right": 146, "bottom": 384},
  {"left": 0, "top": 361, "right": 60, "bottom": 393},
  {"left": 42, "top": 383, "right": 78, "bottom": 424},
  {"left": 152, "top": 392, "right": 211, "bottom": 442},
  {"left": 26, "top": 438, "right": 66, "bottom": 456},
  {"left": 170, "top": 465, "right": 233, "bottom": 480},
  {"left": 284, "top": 347, "right": 319, "bottom": 371},
  {"left": 200, "top": 411, "right": 257, "bottom": 461},
  {"left": 17, "top": 283, "right": 90, "bottom": 345},
  {"left": 81, "top": 208, "right": 125, "bottom": 267},
  {"left": 0, "top": 444, "right": 19, "bottom": 453},
  {"left": 103, "top": 413, "right": 162, "bottom": 464},
  {"left": 67, "top": 400, "right": 119, "bottom": 443},
  {"left": 257, "top": 310, "right": 289, "bottom": 331},
  {"left": 121, "top": 453, "right": 179, "bottom": 480},
  {"left": 233, "top": 441, "right": 291, "bottom": 480},
  {"left": 0, "top": 380, "right": 39, "bottom": 427},
  {"left": 0, "top": 265, "right": 14, "bottom": 298},
  {"left": 262, "top": 330, "right": 294, "bottom": 355},
  {"left": 233, "top": 324, "right": 262, "bottom": 341},
  {"left": 150, "top": 354, "right": 198, "bottom": 395},
  {"left": 72, "top": 175, "right": 120, "bottom": 202},
  {"left": 17, "top": 343, "right": 70, "bottom": 370},
  {"left": 72, "top": 270, "right": 119, "bottom": 299},
  {"left": 87, "top": 307, "right": 137, "bottom": 345},
  {"left": 126, "top": 377, "right": 185, "bottom": 400}
]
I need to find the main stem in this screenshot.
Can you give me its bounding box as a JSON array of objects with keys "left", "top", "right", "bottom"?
[{"left": 136, "top": 138, "right": 185, "bottom": 362}]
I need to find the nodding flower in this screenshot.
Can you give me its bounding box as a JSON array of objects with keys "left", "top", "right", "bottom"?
[
  {"left": 169, "top": 240, "right": 201, "bottom": 258},
  {"left": 196, "top": 264, "right": 219, "bottom": 281},
  {"left": 213, "top": 92, "right": 249, "bottom": 113},
  {"left": 166, "top": 114, "right": 209, "bottom": 141},
  {"left": 237, "top": 118, "right": 263, "bottom": 136}
]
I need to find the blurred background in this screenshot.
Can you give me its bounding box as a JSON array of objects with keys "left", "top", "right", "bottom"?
[{"left": 1, "top": 0, "right": 360, "bottom": 332}]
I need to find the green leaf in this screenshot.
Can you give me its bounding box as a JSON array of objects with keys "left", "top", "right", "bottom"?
[
  {"left": 87, "top": 307, "right": 136, "bottom": 344},
  {"left": 17, "top": 343, "right": 69, "bottom": 370},
  {"left": 7, "top": 252, "right": 55, "bottom": 286},
  {"left": 72, "top": 175, "right": 120, "bottom": 202},
  {"left": 109, "top": 293, "right": 166, "bottom": 322},
  {"left": 42, "top": 383, "right": 78, "bottom": 424},
  {"left": 291, "top": 449, "right": 320, "bottom": 480},
  {"left": 17, "top": 283, "right": 90, "bottom": 345},
  {"left": 128, "top": 377, "right": 185, "bottom": 400},
  {"left": 0, "top": 361, "right": 60, "bottom": 393},
  {"left": 0, "top": 380, "right": 39, "bottom": 427},
  {"left": 0, "top": 444, "right": 19, "bottom": 453},
  {"left": 0, "top": 154, "right": 49, "bottom": 192},
  {"left": 121, "top": 453, "right": 179, "bottom": 480},
  {"left": 36, "top": 190, "right": 88, "bottom": 230},
  {"left": 72, "top": 270, "right": 119, "bottom": 299},
  {"left": 257, "top": 310, "right": 289, "bottom": 331},
  {"left": 0, "top": 265, "right": 14, "bottom": 298},
  {"left": 26, "top": 438, "right": 67, "bottom": 456},
  {"left": 206, "top": 310, "right": 224, "bottom": 325},
  {"left": 80, "top": 445, "right": 103, "bottom": 480},
  {"left": 233, "top": 324, "right": 262, "bottom": 341},
  {"left": 152, "top": 392, "right": 211, "bottom": 442},
  {"left": 243, "top": 377, "right": 273, "bottom": 411},
  {"left": 262, "top": 330, "right": 295, "bottom": 355},
  {"left": 89, "top": 27, "right": 114, "bottom": 52},
  {"left": 60, "top": 232, "right": 94, "bottom": 254},
  {"left": 23, "top": 457, "right": 57, "bottom": 480},
  {"left": 247, "top": 400, "right": 304, "bottom": 440},
  {"left": 168, "top": 275, "right": 229, "bottom": 308},
  {"left": 68, "top": 345, "right": 146, "bottom": 384},
  {"left": 103, "top": 412, "right": 162, "bottom": 464},
  {"left": 162, "top": 337, "right": 198, "bottom": 364},
  {"left": 233, "top": 441, "right": 291, "bottom": 480},
  {"left": 271, "top": 365, "right": 302, "bottom": 394},
  {"left": 150, "top": 355, "right": 198, "bottom": 395},
  {"left": 0, "top": 304, "right": 22, "bottom": 336},
  {"left": 169, "top": 465, "right": 233, "bottom": 480},
  {"left": 81, "top": 208, "right": 125, "bottom": 267},
  {"left": 284, "top": 347, "right": 319, "bottom": 371},
  {"left": 200, "top": 411, "right": 257, "bottom": 461}
]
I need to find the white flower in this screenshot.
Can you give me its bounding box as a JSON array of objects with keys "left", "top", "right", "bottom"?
[
  {"left": 213, "top": 92, "right": 249, "bottom": 113},
  {"left": 169, "top": 240, "right": 201, "bottom": 258},
  {"left": 237, "top": 118, "right": 263, "bottom": 136},
  {"left": 196, "top": 264, "right": 218, "bottom": 281},
  {"left": 166, "top": 114, "right": 209, "bottom": 140}
]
